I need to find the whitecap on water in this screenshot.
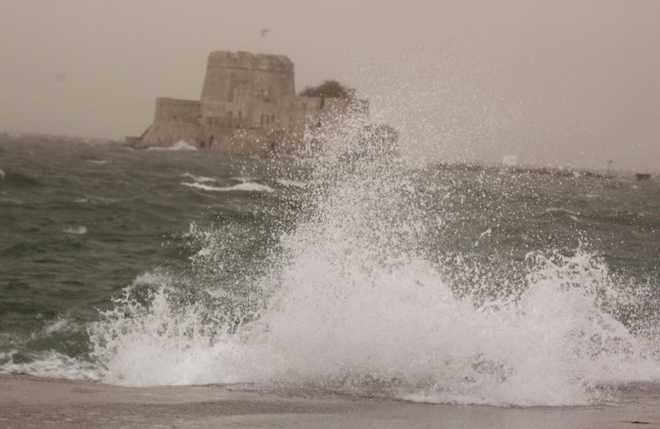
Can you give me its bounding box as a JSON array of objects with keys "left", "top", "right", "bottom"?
[
  {"left": 147, "top": 141, "right": 198, "bottom": 151},
  {"left": 181, "top": 182, "right": 274, "bottom": 193},
  {"left": 182, "top": 172, "right": 216, "bottom": 183},
  {"left": 0, "top": 197, "right": 22, "bottom": 205},
  {"left": 73, "top": 196, "right": 119, "bottom": 205},
  {"left": 0, "top": 350, "right": 100, "bottom": 381},
  {"left": 230, "top": 176, "right": 257, "bottom": 183},
  {"left": 63, "top": 226, "right": 88, "bottom": 235},
  {"left": 41, "top": 319, "right": 71, "bottom": 336},
  {"left": 545, "top": 207, "right": 580, "bottom": 217}
]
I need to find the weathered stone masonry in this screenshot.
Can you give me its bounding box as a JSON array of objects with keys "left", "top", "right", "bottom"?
[{"left": 137, "top": 51, "right": 368, "bottom": 156}]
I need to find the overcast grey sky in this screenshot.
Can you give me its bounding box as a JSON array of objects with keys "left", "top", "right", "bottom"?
[{"left": 1, "top": 0, "right": 659, "bottom": 170}]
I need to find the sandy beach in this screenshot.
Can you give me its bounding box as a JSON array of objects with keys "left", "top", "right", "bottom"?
[{"left": 0, "top": 375, "right": 658, "bottom": 428}]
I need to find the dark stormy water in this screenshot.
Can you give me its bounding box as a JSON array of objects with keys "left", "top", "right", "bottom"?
[{"left": 1, "top": 136, "right": 659, "bottom": 406}]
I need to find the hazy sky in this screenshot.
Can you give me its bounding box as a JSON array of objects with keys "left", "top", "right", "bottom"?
[{"left": 2, "top": 0, "right": 659, "bottom": 170}]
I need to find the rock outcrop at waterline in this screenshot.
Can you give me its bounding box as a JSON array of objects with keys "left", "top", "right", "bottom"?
[{"left": 131, "top": 51, "right": 372, "bottom": 157}]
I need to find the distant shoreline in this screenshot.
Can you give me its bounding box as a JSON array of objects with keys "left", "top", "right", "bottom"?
[{"left": 1, "top": 132, "right": 657, "bottom": 178}]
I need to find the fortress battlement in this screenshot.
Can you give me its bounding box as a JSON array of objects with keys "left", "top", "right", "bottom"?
[{"left": 207, "top": 51, "right": 294, "bottom": 73}]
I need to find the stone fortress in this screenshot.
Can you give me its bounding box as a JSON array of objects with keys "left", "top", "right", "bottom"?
[{"left": 134, "top": 51, "right": 369, "bottom": 156}]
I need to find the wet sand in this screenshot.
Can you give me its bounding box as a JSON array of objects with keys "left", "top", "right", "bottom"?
[{"left": 1, "top": 375, "right": 659, "bottom": 428}]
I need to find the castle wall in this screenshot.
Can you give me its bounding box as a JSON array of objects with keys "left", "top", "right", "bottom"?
[
  {"left": 200, "top": 51, "right": 296, "bottom": 129},
  {"left": 140, "top": 98, "right": 202, "bottom": 147},
  {"left": 273, "top": 96, "right": 322, "bottom": 154},
  {"left": 199, "top": 126, "right": 275, "bottom": 157},
  {"left": 138, "top": 50, "right": 373, "bottom": 156},
  {"left": 154, "top": 98, "right": 201, "bottom": 123}
]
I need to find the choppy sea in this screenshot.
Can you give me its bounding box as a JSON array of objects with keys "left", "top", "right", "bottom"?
[{"left": 0, "top": 135, "right": 659, "bottom": 406}]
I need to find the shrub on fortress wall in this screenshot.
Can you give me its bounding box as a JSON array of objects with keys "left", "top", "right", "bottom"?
[{"left": 299, "top": 80, "right": 354, "bottom": 99}]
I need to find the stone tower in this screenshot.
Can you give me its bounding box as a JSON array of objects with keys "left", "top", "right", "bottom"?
[
  {"left": 136, "top": 50, "right": 370, "bottom": 156},
  {"left": 200, "top": 51, "right": 296, "bottom": 129}
]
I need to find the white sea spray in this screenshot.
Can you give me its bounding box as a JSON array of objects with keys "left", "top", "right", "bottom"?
[{"left": 89, "top": 117, "right": 660, "bottom": 406}]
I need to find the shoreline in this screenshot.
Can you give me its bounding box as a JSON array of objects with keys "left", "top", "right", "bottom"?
[{"left": 1, "top": 375, "right": 659, "bottom": 428}]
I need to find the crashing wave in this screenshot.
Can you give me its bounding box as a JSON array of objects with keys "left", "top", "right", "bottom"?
[{"left": 88, "top": 131, "right": 660, "bottom": 406}]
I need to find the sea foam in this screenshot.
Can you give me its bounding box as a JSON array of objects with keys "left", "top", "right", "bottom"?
[{"left": 1, "top": 350, "right": 100, "bottom": 381}]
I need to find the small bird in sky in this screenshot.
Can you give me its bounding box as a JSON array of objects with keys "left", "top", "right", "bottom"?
[
  {"left": 55, "top": 72, "right": 66, "bottom": 83},
  {"left": 260, "top": 28, "right": 270, "bottom": 38}
]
